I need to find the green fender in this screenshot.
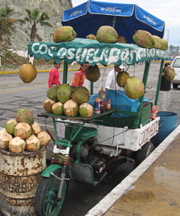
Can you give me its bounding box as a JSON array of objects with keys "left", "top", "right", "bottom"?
[{"left": 41, "top": 164, "right": 62, "bottom": 177}]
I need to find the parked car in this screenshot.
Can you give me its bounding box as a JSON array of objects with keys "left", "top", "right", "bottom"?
[{"left": 171, "top": 56, "right": 180, "bottom": 88}]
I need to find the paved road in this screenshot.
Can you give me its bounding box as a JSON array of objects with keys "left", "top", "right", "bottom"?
[{"left": 0, "top": 62, "right": 180, "bottom": 216}]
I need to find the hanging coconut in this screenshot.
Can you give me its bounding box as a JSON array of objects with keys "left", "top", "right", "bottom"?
[
  {"left": 164, "top": 68, "right": 175, "bottom": 81},
  {"left": 19, "top": 63, "right": 37, "bottom": 84},
  {"left": 124, "top": 77, "right": 145, "bottom": 99},
  {"left": 9, "top": 137, "right": 26, "bottom": 153},
  {"left": 86, "top": 65, "right": 100, "bottom": 82},
  {"left": 16, "top": 108, "right": 34, "bottom": 125},
  {"left": 116, "top": 71, "right": 130, "bottom": 87}
]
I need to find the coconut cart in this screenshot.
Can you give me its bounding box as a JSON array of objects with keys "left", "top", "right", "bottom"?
[
  {"left": 27, "top": 2, "right": 171, "bottom": 215},
  {"left": 28, "top": 37, "right": 170, "bottom": 216}
]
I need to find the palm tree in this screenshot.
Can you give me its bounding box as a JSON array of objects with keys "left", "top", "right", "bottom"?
[
  {"left": 0, "top": 7, "right": 14, "bottom": 66},
  {"left": 25, "top": 8, "right": 52, "bottom": 42}
]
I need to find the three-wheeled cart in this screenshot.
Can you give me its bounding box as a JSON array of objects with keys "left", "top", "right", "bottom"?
[{"left": 28, "top": 38, "right": 170, "bottom": 216}]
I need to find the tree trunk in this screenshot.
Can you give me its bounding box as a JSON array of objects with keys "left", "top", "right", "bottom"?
[{"left": 30, "top": 22, "right": 37, "bottom": 42}]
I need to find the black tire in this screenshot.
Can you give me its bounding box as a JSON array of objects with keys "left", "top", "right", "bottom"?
[
  {"left": 173, "top": 83, "right": 178, "bottom": 89},
  {"left": 134, "top": 142, "right": 155, "bottom": 167},
  {"left": 34, "top": 169, "right": 68, "bottom": 216}
]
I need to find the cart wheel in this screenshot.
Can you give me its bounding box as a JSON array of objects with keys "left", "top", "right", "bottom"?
[
  {"left": 134, "top": 142, "right": 155, "bottom": 167},
  {"left": 34, "top": 169, "right": 68, "bottom": 216}
]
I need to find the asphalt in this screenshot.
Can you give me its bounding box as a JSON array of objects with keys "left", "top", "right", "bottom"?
[{"left": 86, "top": 124, "right": 180, "bottom": 216}]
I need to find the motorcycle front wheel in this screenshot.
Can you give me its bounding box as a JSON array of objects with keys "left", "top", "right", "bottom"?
[{"left": 35, "top": 169, "right": 68, "bottom": 216}]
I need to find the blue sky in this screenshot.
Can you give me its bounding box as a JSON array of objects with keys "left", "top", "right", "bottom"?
[{"left": 71, "top": 0, "right": 180, "bottom": 46}]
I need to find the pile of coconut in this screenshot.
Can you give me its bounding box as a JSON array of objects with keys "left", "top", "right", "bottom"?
[
  {"left": 0, "top": 108, "right": 51, "bottom": 153},
  {"left": 43, "top": 84, "right": 94, "bottom": 118}
]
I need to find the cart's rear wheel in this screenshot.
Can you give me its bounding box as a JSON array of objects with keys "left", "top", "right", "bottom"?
[
  {"left": 35, "top": 169, "right": 68, "bottom": 216},
  {"left": 134, "top": 142, "right": 155, "bottom": 167}
]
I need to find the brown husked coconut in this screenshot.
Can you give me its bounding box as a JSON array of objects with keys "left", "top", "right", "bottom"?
[
  {"left": 43, "top": 99, "right": 55, "bottom": 113},
  {"left": 63, "top": 99, "right": 79, "bottom": 117},
  {"left": 19, "top": 63, "right": 37, "bottom": 84},
  {"left": 86, "top": 34, "right": 96, "bottom": 40},
  {"left": 0, "top": 132, "right": 12, "bottom": 150},
  {"left": 9, "top": 137, "right": 26, "bottom": 153},
  {"left": 0, "top": 128, "right": 7, "bottom": 134},
  {"left": 26, "top": 135, "right": 40, "bottom": 151},
  {"left": 37, "top": 131, "right": 51, "bottom": 146},
  {"left": 31, "top": 121, "right": 41, "bottom": 134},
  {"left": 14, "top": 122, "right": 32, "bottom": 140},
  {"left": 5, "top": 119, "right": 17, "bottom": 135}
]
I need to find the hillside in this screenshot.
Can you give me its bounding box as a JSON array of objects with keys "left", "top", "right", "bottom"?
[{"left": 0, "top": 0, "right": 72, "bottom": 70}]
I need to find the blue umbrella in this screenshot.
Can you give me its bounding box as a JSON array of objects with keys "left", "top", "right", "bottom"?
[{"left": 62, "top": 0, "right": 165, "bottom": 44}]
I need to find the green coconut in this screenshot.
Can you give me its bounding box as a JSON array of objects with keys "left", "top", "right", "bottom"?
[
  {"left": 71, "top": 85, "right": 78, "bottom": 93},
  {"left": 63, "top": 99, "right": 79, "bottom": 117},
  {"left": 47, "top": 86, "right": 59, "bottom": 102},
  {"left": 86, "top": 65, "right": 100, "bottom": 82},
  {"left": 5, "top": 119, "right": 17, "bottom": 135},
  {"left": 152, "top": 35, "right": 162, "bottom": 49},
  {"left": 14, "top": 122, "right": 32, "bottom": 140},
  {"left": 71, "top": 86, "right": 90, "bottom": 105},
  {"left": 124, "top": 77, "right": 145, "bottom": 99},
  {"left": 164, "top": 68, "right": 176, "bottom": 81},
  {"left": 116, "top": 71, "right": 130, "bottom": 87},
  {"left": 79, "top": 103, "right": 94, "bottom": 117},
  {"left": 19, "top": 63, "right": 37, "bottom": 84},
  {"left": 16, "top": 108, "right": 34, "bottom": 125},
  {"left": 52, "top": 102, "right": 64, "bottom": 115},
  {"left": 53, "top": 26, "right": 76, "bottom": 43},
  {"left": 159, "top": 39, "right": 168, "bottom": 50},
  {"left": 133, "top": 30, "right": 154, "bottom": 48},
  {"left": 57, "top": 84, "right": 72, "bottom": 103},
  {"left": 43, "top": 99, "right": 55, "bottom": 113},
  {"left": 96, "top": 26, "right": 118, "bottom": 43}
]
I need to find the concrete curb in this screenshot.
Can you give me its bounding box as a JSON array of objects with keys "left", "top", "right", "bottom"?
[{"left": 85, "top": 124, "right": 180, "bottom": 216}]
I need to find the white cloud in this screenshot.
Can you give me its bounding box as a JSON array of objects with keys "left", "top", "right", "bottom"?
[{"left": 71, "top": 0, "right": 180, "bottom": 46}]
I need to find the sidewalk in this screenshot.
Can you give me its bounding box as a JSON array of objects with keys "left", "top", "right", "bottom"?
[{"left": 86, "top": 125, "right": 180, "bottom": 216}]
